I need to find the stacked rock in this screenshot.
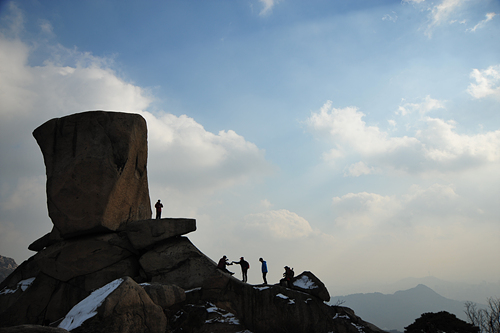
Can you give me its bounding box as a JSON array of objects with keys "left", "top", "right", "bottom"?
[{"left": 0, "top": 111, "right": 384, "bottom": 333}]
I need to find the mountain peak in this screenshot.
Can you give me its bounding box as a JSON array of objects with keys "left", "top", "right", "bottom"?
[
  {"left": 394, "top": 284, "right": 443, "bottom": 302},
  {"left": 331, "top": 284, "right": 468, "bottom": 332}
]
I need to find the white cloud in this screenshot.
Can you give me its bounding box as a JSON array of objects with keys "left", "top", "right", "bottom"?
[
  {"left": 467, "top": 65, "right": 500, "bottom": 99},
  {"left": 397, "top": 96, "right": 445, "bottom": 116},
  {"left": 306, "top": 101, "right": 419, "bottom": 156},
  {"left": 417, "top": 117, "right": 500, "bottom": 164},
  {"left": 244, "top": 209, "right": 314, "bottom": 239},
  {"left": 344, "top": 161, "right": 378, "bottom": 177},
  {"left": 0, "top": 175, "right": 51, "bottom": 262},
  {"left": 39, "top": 20, "right": 54, "bottom": 35},
  {"left": 143, "top": 111, "right": 272, "bottom": 194},
  {"left": 405, "top": 0, "right": 488, "bottom": 38},
  {"left": 467, "top": 12, "right": 496, "bottom": 32},
  {"left": 382, "top": 12, "right": 398, "bottom": 22},
  {"left": 307, "top": 100, "right": 500, "bottom": 174},
  {"left": 260, "top": 199, "right": 273, "bottom": 209},
  {"left": 258, "top": 0, "right": 281, "bottom": 16},
  {"left": 332, "top": 183, "right": 471, "bottom": 233},
  {"left": 332, "top": 192, "right": 400, "bottom": 229},
  {"left": 0, "top": 37, "right": 152, "bottom": 122},
  {"left": 2, "top": 2, "right": 24, "bottom": 37},
  {"left": 403, "top": 183, "right": 460, "bottom": 215},
  {"left": 431, "top": 0, "right": 463, "bottom": 22},
  {"left": 425, "top": 0, "right": 466, "bottom": 37},
  {"left": 321, "top": 148, "right": 344, "bottom": 163}
]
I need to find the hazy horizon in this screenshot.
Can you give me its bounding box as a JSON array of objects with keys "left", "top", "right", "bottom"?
[{"left": 1, "top": 0, "right": 499, "bottom": 300}]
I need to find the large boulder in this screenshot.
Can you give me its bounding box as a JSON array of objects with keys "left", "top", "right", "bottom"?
[
  {"left": 139, "top": 237, "right": 219, "bottom": 290},
  {"left": 36, "top": 233, "right": 136, "bottom": 282},
  {"left": 0, "top": 255, "right": 42, "bottom": 319},
  {"left": 59, "top": 277, "right": 166, "bottom": 333},
  {"left": 120, "top": 218, "right": 196, "bottom": 250},
  {"left": 68, "top": 257, "right": 142, "bottom": 293},
  {"left": 0, "top": 241, "right": 140, "bottom": 322},
  {"left": 32, "top": 111, "right": 151, "bottom": 238},
  {"left": 292, "top": 271, "right": 330, "bottom": 302},
  {"left": 141, "top": 283, "right": 186, "bottom": 309},
  {"left": 0, "top": 273, "right": 87, "bottom": 327},
  {"left": 0, "top": 273, "right": 61, "bottom": 326}
]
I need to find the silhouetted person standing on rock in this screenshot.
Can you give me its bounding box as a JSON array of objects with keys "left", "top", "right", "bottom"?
[
  {"left": 155, "top": 199, "right": 163, "bottom": 219},
  {"left": 259, "top": 258, "right": 268, "bottom": 284},
  {"left": 280, "top": 266, "right": 294, "bottom": 288},
  {"left": 217, "top": 255, "right": 234, "bottom": 275},
  {"left": 233, "top": 257, "right": 250, "bottom": 282}
]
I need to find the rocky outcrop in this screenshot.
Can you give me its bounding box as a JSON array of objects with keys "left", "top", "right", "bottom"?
[
  {"left": 292, "top": 271, "right": 331, "bottom": 302},
  {"left": 0, "top": 257, "right": 17, "bottom": 284},
  {"left": 36, "top": 233, "right": 137, "bottom": 282},
  {"left": 169, "top": 301, "right": 250, "bottom": 333},
  {"left": 59, "top": 277, "right": 166, "bottom": 333},
  {"left": 119, "top": 218, "right": 196, "bottom": 250},
  {"left": 28, "top": 227, "right": 63, "bottom": 252},
  {"left": 0, "top": 111, "right": 387, "bottom": 333},
  {"left": 141, "top": 283, "right": 186, "bottom": 309},
  {"left": 0, "top": 221, "right": 197, "bottom": 328},
  {"left": 175, "top": 276, "right": 381, "bottom": 333},
  {"left": 0, "top": 257, "right": 41, "bottom": 313},
  {"left": 0, "top": 273, "right": 67, "bottom": 326},
  {"left": 32, "top": 111, "right": 151, "bottom": 238},
  {"left": 139, "top": 237, "right": 220, "bottom": 290}
]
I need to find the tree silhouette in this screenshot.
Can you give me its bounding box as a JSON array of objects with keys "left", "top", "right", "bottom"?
[
  {"left": 405, "top": 311, "right": 479, "bottom": 333},
  {"left": 465, "top": 298, "right": 500, "bottom": 333}
]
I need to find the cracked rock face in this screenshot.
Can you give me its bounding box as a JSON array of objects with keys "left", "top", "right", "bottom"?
[{"left": 33, "top": 111, "right": 151, "bottom": 238}]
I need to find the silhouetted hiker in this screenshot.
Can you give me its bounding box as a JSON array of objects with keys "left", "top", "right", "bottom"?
[
  {"left": 233, "top": 257, "right": 250, "bottom": 282},
  {"left": 259, "top": 258, "right": 268, "bottom": 284},
  {"left": 155, "top": 199, "right": 163, "bottom": 219},
  {"left": 280, "top": 266, "right": 294, "bottom": 288},
  {"left": 217, "top": 255, "right": 234, "bottom": 275}
]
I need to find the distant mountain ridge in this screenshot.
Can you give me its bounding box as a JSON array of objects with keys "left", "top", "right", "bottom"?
[
  {"left": 0, "top": 255, "right": 17, "bottom": 283},
  {"left": 331, "top": 284, "right": 472, "bottom": 332},
  {"left": 383, "top": 276, "right": 500, "bottom": 304}
]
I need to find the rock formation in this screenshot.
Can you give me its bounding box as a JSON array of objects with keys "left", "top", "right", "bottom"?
[
  {"left": 32, "top": 111, "right": 151, "bottom": 238},
  {"left": 60, "top": 277, "right": 167, "bottom": 333},
  {"left": 292, "top": 271, "right": 330, "bottom": 302},
  {"left": 0, "top": 111, "right": 387, "bottom": 333},
  {"left": 0, "top": 256, "right": 17, "bottom": 284}
]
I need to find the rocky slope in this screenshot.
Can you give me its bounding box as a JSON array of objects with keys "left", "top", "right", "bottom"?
[{"left": 0, "top": 111, "right": 387, "bottom": 333}]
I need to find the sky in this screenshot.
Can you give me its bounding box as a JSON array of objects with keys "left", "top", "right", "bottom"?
[{"left": 0, "top": 0, "right": 499, "bottom": 300}]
